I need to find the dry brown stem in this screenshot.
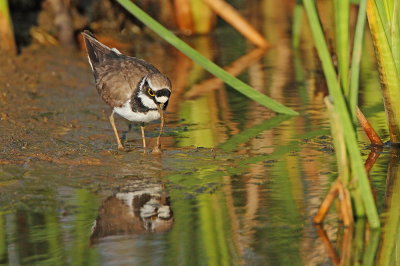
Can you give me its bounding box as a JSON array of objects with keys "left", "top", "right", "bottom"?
[
  {"left": 364, "top": 148, "right": 382, "bottom": 173},
  {"left": 315, "top": 224, "right": 355, "bottom": 266},
  {"left": 174, "top": 0, "right": 194, "bottom": 35},
  {"left": 356, "top": 107, "right": 383, "bottom": 146},
  {"left": 315, "top": 225, "right": 340, "bottom": 265},
  {"left": 314, "top": 181, "right": 340, "bottom": 224},
  {"left": 340, "top": 227, "right": 354, "bottom": 266},
  {"left": 338, "top": 182, "right": 354, "bottom": 227},
  {"left": 314, "top": 180, "right": 354, "bottom": 227},
  {"left": 203, "top": 0, "right": 268, "bottom": 48}
]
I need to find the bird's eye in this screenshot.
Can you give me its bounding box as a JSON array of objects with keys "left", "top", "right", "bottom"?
[{"left": 148, "top": 88, "right": 155, "bottom": 97}]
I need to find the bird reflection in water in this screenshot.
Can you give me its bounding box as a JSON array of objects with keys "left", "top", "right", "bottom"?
[{"left": 90, "top": 180, "right": 173, "bottom": 244}]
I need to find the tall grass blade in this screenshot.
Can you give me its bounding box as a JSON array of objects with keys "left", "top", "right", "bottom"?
[
  {"left": 325, "top": 97, "right": 350, "bottom": 184},
  {"left": 367, "top": 0, "right": 400, "bottom": 143},
  {"left": 382, "top": 0, "right": 394, "bottom": 24},
  {"left": 362, "top": 229, "right": 380, "bottom": 265},
  {"left": 334, "top": 0, "right": 350, "bottom": 95},
  {"left": 390, "top": 0, "right": 400, "bottom": 72},
  {"left": 303, "top": 0, "right": 380, "bottom": 228},
  {"left": 374, "top": 0, "right": 391, "bottom": 42},
  {"left": 349, "top": 0, "right": 368, "bottom": 122},
  {"left": 116, "top": 0, "right": 298, "bottom": 115},
  {"left": 325, "top": 97, "right": 365, "bottom": 217},
  {"left": 292, "top": 0, "right": 303, "bottom": 48},
  {"left": 377, "top": 153, "right": 400, "bottom": 265}
]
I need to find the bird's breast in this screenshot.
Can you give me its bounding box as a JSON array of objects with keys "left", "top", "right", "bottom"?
[{"left": 114, "top": 101, "right": 160, "bottom": 123}]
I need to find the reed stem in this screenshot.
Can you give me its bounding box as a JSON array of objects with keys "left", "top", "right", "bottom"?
[{"left": 0, "top": 0, "right": 16, "bottom": 54}]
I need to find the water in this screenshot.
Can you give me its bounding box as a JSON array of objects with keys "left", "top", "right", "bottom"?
[{"left": 0, "top": 11, "right": 397, "bottom": 266}]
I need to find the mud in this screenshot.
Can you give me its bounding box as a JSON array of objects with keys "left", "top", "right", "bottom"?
[{"left": 0, "top": 45, "right": 174, "bottom": 166}]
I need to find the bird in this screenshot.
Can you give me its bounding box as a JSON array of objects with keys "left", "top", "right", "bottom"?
[{"left": 81, "top": 30, "right": 171, "bottom": 152}]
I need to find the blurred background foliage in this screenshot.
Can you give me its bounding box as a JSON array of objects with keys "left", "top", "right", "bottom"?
[{"left": 5, "top": 0, "right": 244, "bottom": 51}]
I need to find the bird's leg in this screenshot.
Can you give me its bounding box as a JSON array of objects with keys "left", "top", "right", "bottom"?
[
  {"left": 121, "top": 123, "right": 133, "bottom": 145},
  {"left": 140, "top": 124, "right": 146, "bottom": 153},
  {"left": 109, "top": 111, "right": 124, "bottom": 151}
]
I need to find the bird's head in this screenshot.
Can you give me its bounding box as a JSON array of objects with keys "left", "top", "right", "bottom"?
[{"left": 139, "top": 73, "right": 171, "bottom": 111}]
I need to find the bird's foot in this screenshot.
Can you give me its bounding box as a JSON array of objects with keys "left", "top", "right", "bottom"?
[{"left": 117, "top": 145, "right": 124, "bottom": 151}]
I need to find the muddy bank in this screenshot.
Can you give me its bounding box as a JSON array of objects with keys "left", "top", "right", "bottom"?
[{"left": 0, "top": 45, "right": 176, "bottom": 167}]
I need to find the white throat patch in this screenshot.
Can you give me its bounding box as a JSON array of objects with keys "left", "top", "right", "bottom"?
[
  {"left": 138, "top": 91, "right": 158, "bottom": 109},
  {"left": 155, "top": 96, "right": 168, "bottom": 103}
]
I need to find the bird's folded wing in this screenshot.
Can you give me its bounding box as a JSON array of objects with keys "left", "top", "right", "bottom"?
[{"left": 95, "top": 58, "right": 149, "bottom": 107}]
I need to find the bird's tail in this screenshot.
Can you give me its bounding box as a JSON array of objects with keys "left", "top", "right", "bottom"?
[{"left": 81, "top": 30, "right": 111, "bottom": 68}]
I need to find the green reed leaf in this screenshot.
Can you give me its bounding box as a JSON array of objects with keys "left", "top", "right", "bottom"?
[
  {"left": 334, "top": 0, "right": 350, "bottom": 96},
  {"left": 367, "top": 0, "right": 400, "bottom": 142},
  {"left": 376, "top": 159, "right": 400, "bottom": 266},
  {"left": 390, "top": 0, "right": 400, "bottom": 72},
  {"left": 292, "top": 0, "right": 303, "bottom": 48},
  {"left": 349, "top": 0, "right": 367, "bottom": 122}
]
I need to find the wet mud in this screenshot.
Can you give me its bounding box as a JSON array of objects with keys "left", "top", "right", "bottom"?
[
  {"left": 0, "top": 45, "right": 177, "bottom": 165},
  {"left": 0, "top": 45, "right": 181, "bottom": 205}
]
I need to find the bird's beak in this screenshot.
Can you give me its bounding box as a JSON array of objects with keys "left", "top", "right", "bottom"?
[
  {"left": 156, "top": 104, "right": 165, "bottom": 124},
  {"left": 154, "top": 103, "right": 165, "bottom": 152},
  {"left": 156, "top": 103, "right": 164, "bottom": 114}
]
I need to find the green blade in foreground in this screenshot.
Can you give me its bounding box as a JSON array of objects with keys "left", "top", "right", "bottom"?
[
  {"left": 368, "top": 0, "right": 400, "bottom": 143},
  {"left": 334, "top": 0, "right": 350, "bottom": 96},
  {"left": 303, "top": 0, "right": 380, "bottom": 228},
  {"left": 116, "top": 0, "right": 298, "bottom": 116},
  {"left": 349, "top": 0, "right": 367, "bottom": 123}
]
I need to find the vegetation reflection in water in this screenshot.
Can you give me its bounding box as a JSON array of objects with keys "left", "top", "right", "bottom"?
[
  {"left": 0, "top": 122, "right": 332, "bottom": 266},
  {"left": 1, "top": 1, "right": 400, "bottom": 266}
]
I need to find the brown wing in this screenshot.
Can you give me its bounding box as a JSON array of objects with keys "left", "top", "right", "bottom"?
[
  {"left": 82, "top": 31, "right": 161, "bottom": 107},
  {"left": 94, "top": 55, "right": 155, "bottom": 107}
]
